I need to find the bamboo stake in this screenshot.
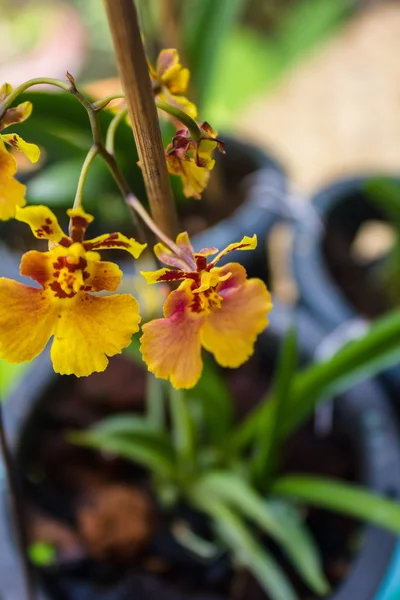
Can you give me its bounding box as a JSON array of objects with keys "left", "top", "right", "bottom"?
[{"left": 104, "top": 0, "right": 179, "bottom": 239}]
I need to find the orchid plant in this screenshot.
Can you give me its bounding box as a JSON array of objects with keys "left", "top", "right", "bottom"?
[{"left": 2, "top": 2, "right": 400, "bottom": 600}]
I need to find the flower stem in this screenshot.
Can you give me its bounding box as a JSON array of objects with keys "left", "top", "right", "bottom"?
[
  {"left": 0, "top": 77, "right": 70, "bottom": 120},
  {"left": 98, "top": 147, "right": 192, "bottom": 266},
  {"left": 93, "top": 93, "right": 125, "bottom": 111},
  {"left": 72, "top": 145, "right": 99, "bottom": 211},
  {"left": 156, "top": 100, "right": 202, "bottom": 140},
  {"left": 0, "top": 404, "right": 36, "bottom": 600},
  {"left": 103, "top": 0, "right": 179, "bottom": 239},
  {"left": 105, "top": 107, "right": 128, "bottom": 155}
]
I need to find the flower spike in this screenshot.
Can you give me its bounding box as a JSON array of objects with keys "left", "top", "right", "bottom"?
[
  {"left": 166, "top": 122, "right": 225, "bottom": 199},
  {"left": 149, "top": 49, "right": 197, "bottom": 120}
]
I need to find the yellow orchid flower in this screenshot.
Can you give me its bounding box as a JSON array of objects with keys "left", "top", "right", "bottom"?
[
  {"left": 140, "top": 233, "right": 272, "bottom": 389},
  {"left": 0, "top": 205, "right": 146, "bottom": 377},
  {"left": 0, "top": 83, "right": 40, "bottom": 220},
  {"left": 166, "top": 122, "right": 225, "bottom": 199},
  {"left": 149, "top": 49, "right": 197, "bottom": 120}
]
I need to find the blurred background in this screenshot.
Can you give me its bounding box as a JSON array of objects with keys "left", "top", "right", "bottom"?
[{"left": 2, "top": 0, "right": 399, "bottom": 192}]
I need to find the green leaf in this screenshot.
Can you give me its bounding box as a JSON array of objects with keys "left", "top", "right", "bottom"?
[
  {"left": 185, "top": 0, "right": 246, "bottom": 108},
  {"left": 251, "top": 327, "right": 298, "bottom": 488},
  {"left": 70, "top": 422, "right": 175, "bottom": 479},
  {"left": 26, "top": 157, "right": 110, "bottom": 207},
  {"left": 147, "top": 372, "right": 165, "bottom": 431},
  {"left": 206, "top": 501, "right": 298, "bottom": 600},
  {"left": 168, "top": 387, "right": 196, "bottom": 471},
  {"left": 234, "top": 308, "right": 400, "bottom": 449},
  {"left": 188, "top": 358, "right": 233, "bottom": 446},
  {"left": 277, "top": 0, "right": 350, "bottom": 68},
  {"left": 192, "top": 471, "right": 328, "bottom": 595},
  {"left": 365, "top": 177, "right": 400, "bottom": 225},
  {"left": 272, "top": 475, "right": 400, "bottom": 535}
]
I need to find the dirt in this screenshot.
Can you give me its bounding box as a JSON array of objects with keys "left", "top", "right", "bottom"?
[{"left": 17, "top": 350, "right": 359, "bottom": 600}]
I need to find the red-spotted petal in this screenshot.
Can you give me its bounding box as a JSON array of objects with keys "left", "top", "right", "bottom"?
[
  {"left": 2, "top": 133, "right": 40, "bottom": 163},
  {"left": 20, "top": 250, "right": 52, "bottom": 287},
  {"left": 141, "top": 267, "right": 190, "bottom": 284},
  {"left": 140, "top": 285, "right": 204, "bottom": 389},
  {"left": 67, "top": 207, "right": 94, "bottom": 243},
  {"left": 209, "top": 235, "right": 257, "bottom": 266},
  {"left": 15, "top": 205, "right": 70, "bottom": 245},
  {"left": 84, "top": 232, "right": 146, "bottom": 258}
]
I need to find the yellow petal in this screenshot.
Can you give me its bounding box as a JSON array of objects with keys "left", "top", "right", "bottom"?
[
  {"left": 84, "top": 232, "right": 146, "bottom": 259},
  {"left": 89, "top": 259, "right": 122, "bottom": 292},
  {"left": 210, "top": 235, "right": 258, "bottom": 266},
  {"left": 50, "top": 293, "right": 141, "bottom": 377},
  {"left": 168, "top": 68, "right": 190, "bottom": 95},
  {"left": 0, "top": 172, "right": 26, "bottom": 221},
  {"left": 20, "top": 250, "right": 52, "bottom": 286},
  {"left": 0, "top": 139, "right": 17, "bottom": 177},
  {"left": 140, "top": 286, "right": 204, "bottom": 389},
  {"left": 15, "top": 205, "right": 69, "bottom": 244},
  {"left": 67, "top": 206, "right": 94, "bottom": 243},
  {"left": 201, "top": 265, "right": 272, "bottom": 368},
  {"left": 0, "top": 279, "right": 56, "bottom": 363},
  {"left": 2, "top": 133, "right": 40, "bottom": 163},
  {"left": 156, "top": 49, "right": 180, "bottom": 81},
  {"left": 160, "top": 91, "right": 198, "bottom": 120},
  {"left": 0, "top": 102, "right": 32, "bottom": 130},
  {"left": 0, "top": 83, "right": 12, "bottom": 101},
  {"left": 192, "top": 268, "right": 231, "bottom": 293},
  {"left": 166, "top": 154, "right": 209, "bottom": 200}
]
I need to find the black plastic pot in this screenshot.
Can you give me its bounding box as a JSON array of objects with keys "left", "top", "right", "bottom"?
[
  {"left": 1, "top": 301, "right": 400, "bottom": 600},
  {"left": 291, "top": 174, "right": 400, "bottom": 391}
]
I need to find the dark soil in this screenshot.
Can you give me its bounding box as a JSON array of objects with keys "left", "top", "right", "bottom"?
[{"left": 18, "top": 351, "right": 359, "bottom": 600}]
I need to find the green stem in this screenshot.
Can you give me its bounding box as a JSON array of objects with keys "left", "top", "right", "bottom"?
[
  {"left": 93, "top": 92, "right": 125, "bottom": 111},
  {"left": 105, "top": 107, "right": 128, "bottom": 154},
  {"left": 72, "top": 145, "right": 99, "bottom": 211},
  {"left": 156, "top": 100, "right": 201, "bottom": 140},
  {"left": 0, "top": 77, "right": 70, "bottom": 119}
]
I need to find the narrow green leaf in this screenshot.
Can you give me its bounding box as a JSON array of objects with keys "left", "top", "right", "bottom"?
[
  {"left": 206, "top": 501, "right": 298, "bottom": 600},
  {"left": 147, "top": 372, "right": 165, "bottom": 431},
  {"left": 69, "top": 427, "right": 175, "bottom": 479},
  {"left": 189, "top": 358, "right": 233, "bottom": 446},
  {"left": 168, "top": 386, "right": 195, "bottom": 470},
  {"left": 185, "top": 0, "right": 246, "bottom": 107},
  {"left": 251, "top": 327, "right": 298, "bottom": 488},
  {"left": 273, "top": 475, "right": 400, "bottom": 534},
  {"left": 234, "top": 308, "right": 400, "bottom": 449},
  {"left": 192, "top": 471, "right": 328, "bottom": 595}
]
